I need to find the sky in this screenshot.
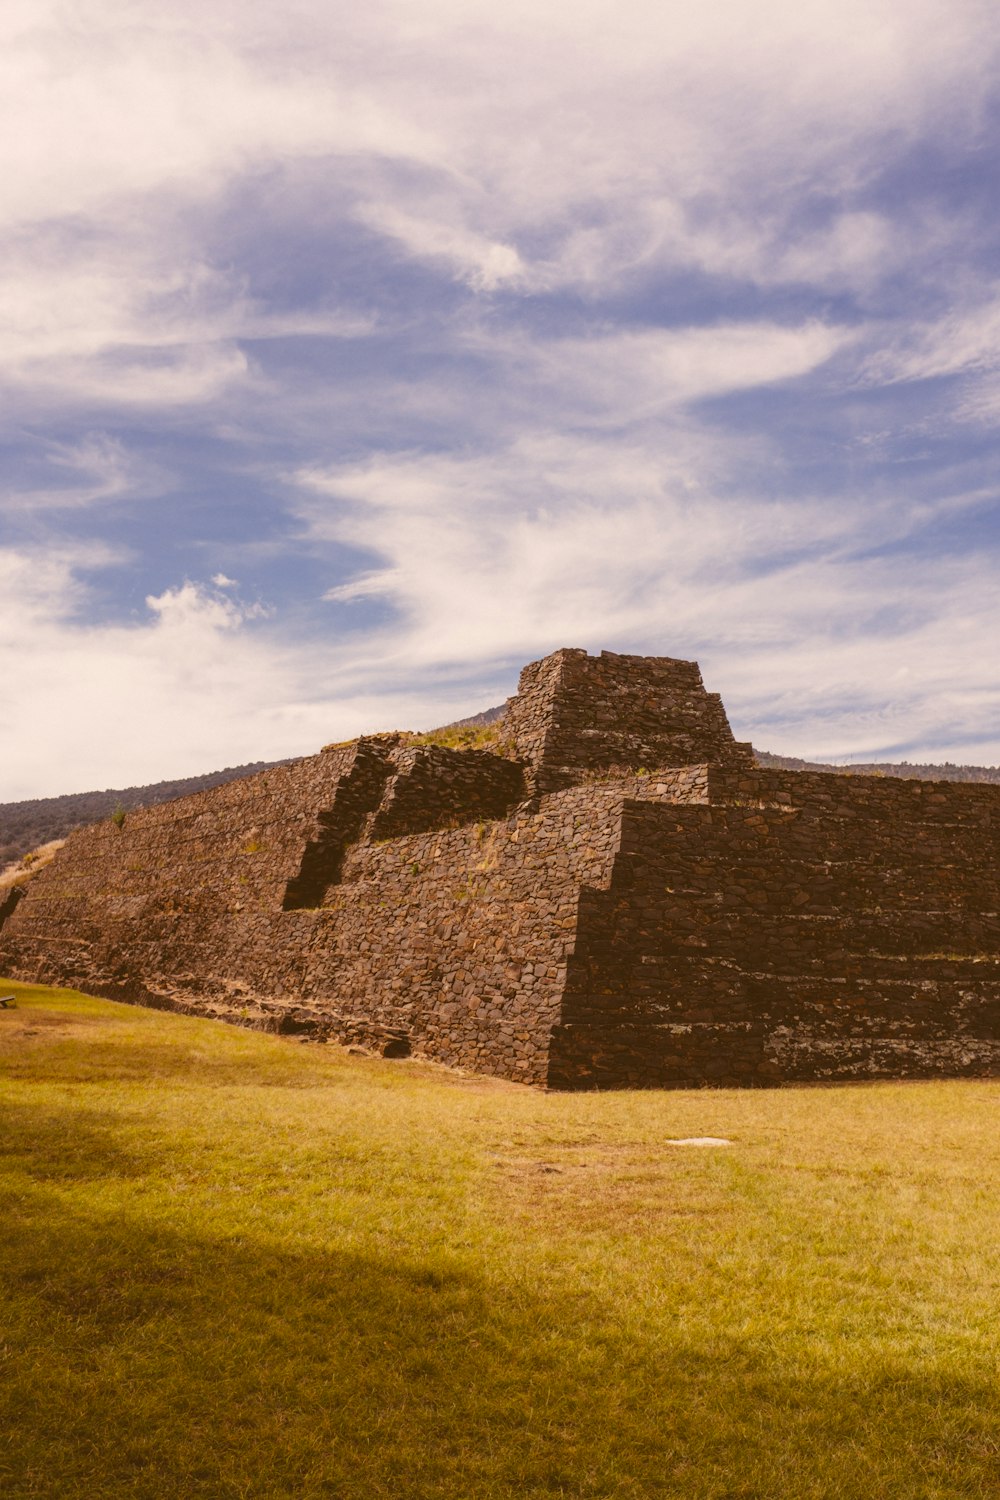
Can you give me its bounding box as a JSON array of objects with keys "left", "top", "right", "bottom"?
[{"left": 3, "top": 0, "right": 1000, "bottom": 799}]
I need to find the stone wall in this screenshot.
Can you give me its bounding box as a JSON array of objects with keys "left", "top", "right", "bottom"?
[
  {"left": 368, "top": 745, "right": 526, "bottom": 841},
  {"left": 3, "top": 645, "right": 999, "bottom": 1090},
  {"left": 0, "top": 774, "right": 631, "bottom": 1082},
  {"left": 502, "top": 648, "right": 753, "bottom": 793},
  {"left": 549, "top": 768, "right": 1000, "bottom": 1087}
]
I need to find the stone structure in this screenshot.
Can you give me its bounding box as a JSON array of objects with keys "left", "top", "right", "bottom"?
[{"left": 2, "top": 647, "right": 999, "bottom": 1088}]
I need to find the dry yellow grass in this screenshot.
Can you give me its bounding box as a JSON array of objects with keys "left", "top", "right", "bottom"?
[
  {"left": 0, "top": 839, "right": 65, "bottom": 893},
  {"left": 2, "top": 977, "right": 1000, "bottom": 1498}
]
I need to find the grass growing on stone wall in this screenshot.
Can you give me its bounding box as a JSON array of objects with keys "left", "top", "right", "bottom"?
[
  {"left": 411, "top": 723, "right": 508, "bottom": 753},
  {"left": 2, "top": 981, "right": 1000, "bottom": 1499}
]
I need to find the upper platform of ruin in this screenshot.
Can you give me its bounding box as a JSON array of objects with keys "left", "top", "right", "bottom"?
[{"left": 497, "top": 646, "right": 753, "bottom": 794}]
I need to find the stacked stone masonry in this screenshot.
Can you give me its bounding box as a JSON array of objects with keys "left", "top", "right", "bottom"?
[{"left": 3, "top": 648, "right": 999, "bottom": 1088}]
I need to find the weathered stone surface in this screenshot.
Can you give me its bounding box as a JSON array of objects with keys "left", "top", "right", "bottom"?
[
  {"left": 503, "top": 648, "right": 753, "bottom": 793},
  {"left": 2, "top": 647, "right": 999, "bottom": 1089}
]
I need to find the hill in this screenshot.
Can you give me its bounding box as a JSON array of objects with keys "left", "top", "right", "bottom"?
[
  {"left": 753, "top": 749, "right": 1000, "bottom": 782},
  {"left": 0, "top": 761, "right": 286, "bottom": 868}
]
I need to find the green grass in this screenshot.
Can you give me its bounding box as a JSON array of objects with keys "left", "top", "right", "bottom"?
[
  {"left": 411, "top": 723, "right": 508, "bottom": 753},
  {"left": 2, "top": 980, "right": 1000, "bottom": 1498}
]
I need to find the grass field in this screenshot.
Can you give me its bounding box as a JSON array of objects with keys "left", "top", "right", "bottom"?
[{"left": 2, "top": 979, "right": 999, "bottom": 1498}]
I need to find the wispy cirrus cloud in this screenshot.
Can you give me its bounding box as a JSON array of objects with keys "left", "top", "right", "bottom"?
[
  {"left": 862, "top": 291, "right": 1000, "bottom": 386},
  {"left": 0, "top": 555, "right": 453, "bottom": 799},
  {"left": 2, "top": 0, "right": 1000, "bottom": 795},
  {"left": 294, "top": 420, "right": 1000, "bottom": 764}
]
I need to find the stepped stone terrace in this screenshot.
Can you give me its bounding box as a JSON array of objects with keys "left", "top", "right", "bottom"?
[{"left": 3, "top": 647, "right": 999, "bottom": 1088}]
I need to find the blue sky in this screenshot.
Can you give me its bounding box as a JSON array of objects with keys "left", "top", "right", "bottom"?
[{"left": 3, "top": 0, "right": 1000, "bottom": 798}]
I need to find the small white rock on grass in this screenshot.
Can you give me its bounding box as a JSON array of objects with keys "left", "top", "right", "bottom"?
[{"left": 665, "top": 1137, "right": 732, "bottom": 1146}]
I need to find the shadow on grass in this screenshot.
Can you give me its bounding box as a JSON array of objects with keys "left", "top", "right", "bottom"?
[
  {"left": 2, "top": 1101, "right": 999, "bottom": 1499},
  {"left": 1, "top": 1095, "right": 154, "bottom": 1185}
]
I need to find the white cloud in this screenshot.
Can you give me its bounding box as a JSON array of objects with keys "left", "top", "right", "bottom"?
[
  {"left": 711, "top": 562, "right": 1000, "bottom": 763},
  {"left": 517, "top": 321, "right": 849, "bottom": 420},
  {"left": 341, "top": 0, "right": 997, "bottom": 296},
  {"left": 3, "top": 0, "right": 995, "bottom": 316},
  {"left": 0, "top": 0, "right": 989, "bottom": 430},
  {"left": 862, "top": 292, "right": 1000, "bottom": 387},
  {"left": 293, "top": 432, "right": 1000, "bottom": 770},
  {"left": 0, "top": 3, "right": 439, "bottom": 236},
  {"left": 15, "top": 343, "right": 250, "bottom": 410},
  {"left": 952, "top": 377, "right": 1000, "bottom": 427},
  {"left": 355, "top": 202, "right": 526, "bottom": 291},
  {"left": 0, "top": 559, "right": 459, "bottom": 799},
  {"left": 0, "top": 232, "right": 376, "bottom": 414},
  {"left": 0, "top": 433, "right": 155, "bottom": 513},
  {"left": 856, "top": 290, "right": 1000, "bottom": 433},
  {"left": 2, "top": 0, "right": 1000, "bottom": 796},
  {"left": 3, "top": 431, "right": 999, "bottom": 799}
]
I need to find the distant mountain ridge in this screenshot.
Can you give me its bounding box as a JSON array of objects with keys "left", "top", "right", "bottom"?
[
  {"left": 3, "top": 716, "right": 999, "bottom": 868},
  {"left": 753, "top": 750, "right": 1000, "bottom": 783},
  {"left": 0, "top": 762, "right": 287, "bottom": 868}
]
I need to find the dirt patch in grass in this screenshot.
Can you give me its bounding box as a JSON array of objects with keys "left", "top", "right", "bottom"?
[{"left": 1, "top": 1007, "right": 104, "bottom": 1035}]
